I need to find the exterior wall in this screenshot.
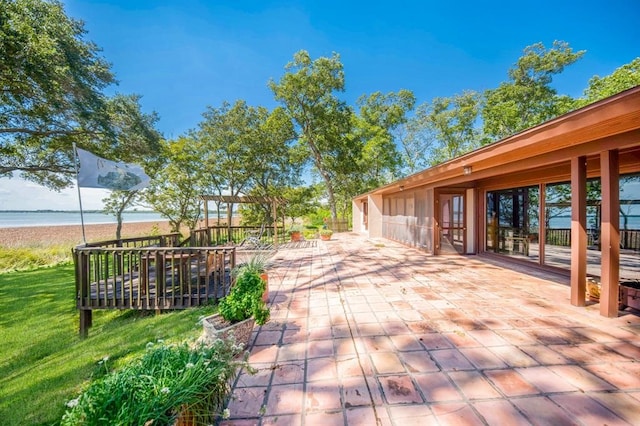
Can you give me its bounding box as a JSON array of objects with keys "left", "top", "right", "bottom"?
[
  {"left": 367, "top": 194, "right": 383, "bottom": 238},
  {"left": 466, "top": 188, "right": 476, "bottom": 254},
  {"left": 351, "top": 199, "right": 363, "bottom": 233},
  {"left": 380, "top": 188, "right": 435, "bottom": 253}
]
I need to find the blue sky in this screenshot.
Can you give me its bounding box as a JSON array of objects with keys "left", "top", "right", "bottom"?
[{"left": 1, "top": 0, "right": 639, "bottom": 210}]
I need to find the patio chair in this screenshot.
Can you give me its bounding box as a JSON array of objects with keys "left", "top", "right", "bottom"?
[{"left": 239, "top": 223, "right": 267, "bottom": 249}]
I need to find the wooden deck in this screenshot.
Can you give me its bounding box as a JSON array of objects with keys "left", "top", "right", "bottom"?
[{"left": 73, "top": 234, "right": 237, "bottom": 336}]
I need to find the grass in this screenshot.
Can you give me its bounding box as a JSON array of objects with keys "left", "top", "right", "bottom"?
[
  {"left": 0, "top": 245, "right": 73, "bottom": 272},
  {"left": 0, "top": 264, "right": 216, "bottom": 425}
]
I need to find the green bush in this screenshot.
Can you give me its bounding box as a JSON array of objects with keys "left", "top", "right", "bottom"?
[
  {"left": 61, "top": 340, "right": 244, "bottom": 425},
  {"left": 219, "top": 271, "right": 269, "bottom": 325},
  {"left": 319, "top": 229, "right": 333, "bottom": 237}
]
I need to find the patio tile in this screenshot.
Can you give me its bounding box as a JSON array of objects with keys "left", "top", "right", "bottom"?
[
  {"left": 484, "top": 369, "right": 540, "bottom": 396},
  {"left": 336, "top": 355, "right": 370, "bottom": 377},
  {"left": 399, "top": 350, "right": 439, "bottom": 373},
  {"left": 546, "top": 365, "right": 617, "bottom": 391},
  {"left": 306, "top": 356, "right": 338, "bottom": 381},
  {"left": 511, "top": 396, "right": 578, "bottom": 426},
  {"left": 370, "top": 351, "right": 406, "bottom": 374},
  {"left": 342, "top": 376, "right": 384, "bottom": 406},
  {"left": 514, "top": 366, "right": 578, "bottom": 393},
  {"left": 345, "top": 406, "right": 390, "bottom": 426},
  {"left": 226, "top": 386, "right": 267, "bottom": 418},
  {"left": 429, "top": 348, "right": 474, "bottom": 371},
  {"left": 223, "top": 234, "right": 640, "bottom": 425},
  {"left": 307, "top": 339, "right": 334, "bottom": 358},
  {"left": 488, "top": 345, "right": 539, "bottom": 368},
  {"left": 473, "top": 399, "right": 530, "bottom": 425},
  {"left": 248, "top": 344, "right": 279, "bottom": 364},
  {"left": 430, "top": 402, "right": 485, "bottom": 425},
  {"left": 418, "top": 333, "right": 454, "bottom": 350},
  {"left": 466, "top": 329, "right": 510, "bottom": 347},
  {"left": 271, "top": 362, "right": 304, "bottom": 385},
  {"left": 276, "top": 342, "right": 306, "bottom": 362},
  {"left": 236, "top": 365, "right": 273, "bottom": 388},
  {"left": 447, "top": 370, "right": 502, "bottom": 399},
  {"left": 378, "top": 375, "right": 423, "bottom": 404},
  {"left": 414, "top": 372, "right": 462, "bottom": 402},
  {"left": 389, "top": 333, "right": 424, "bottom": 352},
  {"left": 304, "top": 411, "right": 344, "bottom": 425},
  {"left": 519, "top": 344, "right": 570, "bottom": 365},
  {"left": 265, "top": 383, "right": 304, "bottom": 416},
  {"left": 589, "top": 391, "right": 640, "bottom": 424},
  {"left": 387, "top": 404, "right": 437, "bottom": 425},
  {"left": 459, "top": 347, "right": 508, "bottom": 369},
  {"left": 305, "top": 379, "right": 343, "bottom": 411},
  {"left": 550, "top": 393, "right": 628, "bottom": 425}
]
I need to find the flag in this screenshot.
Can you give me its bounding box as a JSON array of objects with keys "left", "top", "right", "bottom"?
[{"left": 76, "top": 147, "right": 150, "bottom": 191}]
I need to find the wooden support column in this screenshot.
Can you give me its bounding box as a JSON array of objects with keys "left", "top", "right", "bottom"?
[
  {"left": 79, "top": 309, "right": 92, "bottom": 338},
  {"left": 600, "top": 150, "right": 620, "bottom": 317},
  {"left": 570, "top": 156, "right": 587, "bottom": 306},
  {"left": 272, "top": 201, "right": 278, "bottom": 249},
  {"left": 203, "top": 197, "right": 209, "bottom": 229}
]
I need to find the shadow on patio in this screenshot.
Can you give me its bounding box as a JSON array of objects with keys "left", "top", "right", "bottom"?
[{"left": 220, "top": 233, "right": 640, "bottom": 426}]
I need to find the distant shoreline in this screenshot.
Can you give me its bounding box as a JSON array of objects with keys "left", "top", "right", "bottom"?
[{"left": 0, "top": 221, "right": 174, "bottom": 248}]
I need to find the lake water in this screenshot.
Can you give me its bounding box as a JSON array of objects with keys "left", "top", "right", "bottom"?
[{"left": 0, "top": 211, "right": 167, "bottom": 228}]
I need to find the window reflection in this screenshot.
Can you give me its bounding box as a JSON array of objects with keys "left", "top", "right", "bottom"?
[{"left": 486, "top": 174, "right": 640, "bottom": 281}]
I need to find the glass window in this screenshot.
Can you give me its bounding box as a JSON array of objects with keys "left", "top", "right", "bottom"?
[{"left": 486, "top": 186, "right": 539, "bottom": 261}]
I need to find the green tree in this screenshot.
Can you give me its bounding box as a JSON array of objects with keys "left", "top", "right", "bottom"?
[
  {"left": 196, "top": 100, "right": 279, "bottom": 225},
  {"left": 145, "top": 137, "right": 203, "bottom": 233},
  {"left": 580, "top": 57, "right": 640, "bottom": 104},
  {"left": 0, "top": 0, "right": 161, "bottom": 189},
  {"left": 103, "top": 190, "right": 140, "bottom": 240},
  {"left": 482, "top": 41, "right": 584, "bottom": 141},
  {"left": 270, "top": 50, "right": 353, "bottom": 220},
  {"left": 411, "top": 91, "right": 482, "bottom": 167},
  {"left": 352, "top": 90, "right": 415, "bottom": 189}
]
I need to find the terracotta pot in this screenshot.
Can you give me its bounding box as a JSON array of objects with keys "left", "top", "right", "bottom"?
[
  {"left": 289, "top": 231, "right": 302, "bottom": 242},
  {"left": 320, "top": 235, "right": 331, "bottom": 241},
  {"left": 260, "top": 272, "right": 269, "bottom": 303}
]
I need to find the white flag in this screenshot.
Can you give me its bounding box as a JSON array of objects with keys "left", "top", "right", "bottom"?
[{"left": 76, "top": 148, "right": 150, "bottom": 191}]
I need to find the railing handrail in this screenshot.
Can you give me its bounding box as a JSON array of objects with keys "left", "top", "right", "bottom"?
[{"left": 78, "top": 233, "right": 183, "bottom": 249}]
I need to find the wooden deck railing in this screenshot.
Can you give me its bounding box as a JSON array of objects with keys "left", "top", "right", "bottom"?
[
  {"left": 546, "top": 228, "right": 640, "bottom": 250},
  {"left": 72, "top": 233, "right": 235, "bottom": 337},
  {"left": 190, "top": 225, "right": 286, "bottom": 247}
]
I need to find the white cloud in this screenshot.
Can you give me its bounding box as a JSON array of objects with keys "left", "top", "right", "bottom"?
[{"left": 0, "top": 175, "right": 110, "bottom": 210}]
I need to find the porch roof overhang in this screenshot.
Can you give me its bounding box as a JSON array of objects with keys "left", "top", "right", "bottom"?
[{"left": 354, "top": 86, "right": 640, "bottom": 200}]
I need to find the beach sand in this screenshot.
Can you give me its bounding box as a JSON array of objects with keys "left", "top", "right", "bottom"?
[{"left": 0, "top": 221, "right": 175, "bottom": 248}]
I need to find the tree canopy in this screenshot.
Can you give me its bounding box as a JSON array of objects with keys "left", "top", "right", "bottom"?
[
  {"left": 481, "top": 41, "right": 585, "bottom": 141},
  {"left": 0, "top": 0, "right": 161, "bottom": 190}
]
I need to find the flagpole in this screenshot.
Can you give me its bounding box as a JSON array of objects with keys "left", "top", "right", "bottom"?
[{"left": 72, "top": 143, "right": 87, "bottom": 245}]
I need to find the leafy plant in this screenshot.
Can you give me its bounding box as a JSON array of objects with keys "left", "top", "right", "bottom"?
[
  {"left": 219, "top": 271, "right": 270, "bottom": 325},
  {"left": 60, "top": 339, "right": 244, "bottom": 425},
  {"left": 319, "top": 229, "right": 333, "bottom": 237},
  {"left": 234, "top": 252, "right": 270, "bottom": 277}
]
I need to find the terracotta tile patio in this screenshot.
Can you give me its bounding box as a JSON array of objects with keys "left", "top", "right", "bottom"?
[{"left": 221, "top": 233, "right": 640, "bottom": 425}]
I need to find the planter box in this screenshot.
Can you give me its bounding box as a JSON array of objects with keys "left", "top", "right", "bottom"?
[
  {"left": 200, "top": 314, "right": 255, "bottom": 350},
  {"left": 620, "top": 281, "right": 640, "bottom": 311}
]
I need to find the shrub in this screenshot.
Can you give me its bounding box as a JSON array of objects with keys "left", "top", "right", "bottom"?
[
  {"left": 60, "top": 339, "right": 244, "bottom": 425},
  {"left": 319, "top": 229, "right": 333, "bottom": 237},
  {"left": 218, "top": 270, "right": 270, "bottom": 325}
]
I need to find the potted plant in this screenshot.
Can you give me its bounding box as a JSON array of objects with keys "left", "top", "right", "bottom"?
[
  {"left": 202, "top": 270, "right": 270, "bottom": 348},
  {"left": 288, "top": 226, "right": 303, "bottom": 242},
  {"left": 319, "top": 228, "right": 333, "bottom": 241},
  {"left": 235, "top": 253, "right": 270, "bottom": 302}
]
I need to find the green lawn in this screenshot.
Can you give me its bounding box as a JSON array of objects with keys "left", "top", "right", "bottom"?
[{"left": 0, "top": 263, "right": 216, "bottom": 425}]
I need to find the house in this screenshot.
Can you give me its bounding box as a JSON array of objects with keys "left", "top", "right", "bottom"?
[{"left": 352, "top": 86, "right": 640, "bottom": 318}]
